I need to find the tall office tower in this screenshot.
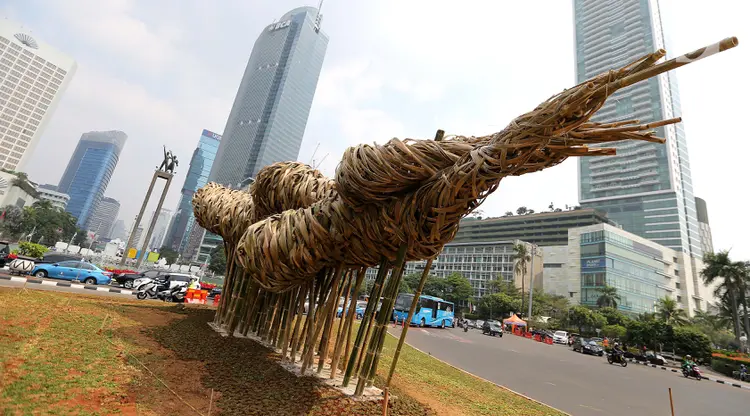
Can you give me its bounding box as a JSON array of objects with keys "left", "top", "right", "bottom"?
[
  {"left": 198, "top": 6, "right": 329, "bottom": 263},
  {"left": 146, "top": 208, "right": 172, "bottom": 250},
  {"left": 87, "top": 196, "right": 120, "bottom": 239},
  {"left": 110, "top": 219, "right": 127, "bottom": 241},
  {"left": 694, "top": 197, "right": 713, "bottom": 255},
  {"left": 0, "top": 20, "right": 76, "bottom": 171},
  {"left": 574, "top": 0, "right": 710, "bottom": 313},
  {"left": 58, "top": 131, "right": 127, "bottom": 229},
  {"left": 163, "top": 129, "right": 221, "bottom": 253}
]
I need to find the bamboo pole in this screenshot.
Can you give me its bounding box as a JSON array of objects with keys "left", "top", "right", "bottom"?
[
  {"left": 669, "top": 388, "right": 675, "bottom": 416},
  {"left": 329, "top": 270, "right": 358, "bottom": 378},
  {"left": 343, "top": 268, "right": 367, "bottom": 374},
  {"left": 358, "top": 244, "right": 408, "bottom": 393},
  {"left": 277, "top": 289, "right": 295, "bottom": 350},
  {"left": 317, "top": 266, "right": 346, "bottom": 373},
  {"left": 385, "top": 257, "right": 434, "bottom": 387},
  {"left": 281, "top": 286, "right": 304, "bottom": 358},
  {"left": 214, "top": 243, "right": 234, "bottom": 324},
  {"left": 290, "top": 282, "right": 313, "bottom": 363},
  {"left": 227, "top": 271, "right": 250, "bottom": 336},
  {"left": 342, "top": 259, "right": 389, "bottom": 387}
]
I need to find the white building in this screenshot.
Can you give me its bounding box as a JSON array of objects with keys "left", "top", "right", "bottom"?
[
  {"left": 36, "top": 185, "right": 69, "bottom": 210},
  {"left": 0, "top": 169, "right": 36, "bottom": 208},
  {"left": 0, "top": 20, "right": 76, "bottom": 171}
]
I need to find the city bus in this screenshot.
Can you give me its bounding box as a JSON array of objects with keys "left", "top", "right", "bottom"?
[{"left": 392, "top": 294, "right": 455, "bottom": 328}]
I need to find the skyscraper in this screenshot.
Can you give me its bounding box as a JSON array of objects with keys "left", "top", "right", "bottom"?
[
  {"left": 694, "top": 197, "right": 713, "bottom": 255},
  {"left": 88, "top": 196, "right": 120, "bottom": 239},
  {"left": 163, "top": 129, "right": 221, "bottom": 253},
  {"left": 0, "top": 20, "right": 77, "bottom": 170},
  {"left": 574, "top": 0, "right": 710, "bottom": 313},
  {"left": 58, "top": 131, "right": 126, "bottom": 229},
  {"left": 146, "top": 208, "right": 172, "bottom": 251},
  {"left": 209, "top": 6, "right": 328, "bottom": 187},
  {"left": 197, "top": 7, "right": 329, "bottom": 263},
  {"left": 110, "top": 219, "right": 127, "bottom": 241}
]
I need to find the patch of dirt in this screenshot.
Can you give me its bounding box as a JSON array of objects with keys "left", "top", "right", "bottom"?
[
  {"left": 50, "top": 387, "right": 138, "bottom": 415},
  {"left": 390, "top": 375, "right": 466, "bottom": 416}
]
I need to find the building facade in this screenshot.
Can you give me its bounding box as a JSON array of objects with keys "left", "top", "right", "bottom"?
[
  {"left": 110, "top": 219, "right": 127, "bottom": 241},
  {"left": 163, "top": 129, "right": 221, "bottom": 254},
  {"left": 209, "top": 7, "right": 328, "bottom": 187},
  {"left": 453, "top": 209, "right": 613, "bottom": 246},
  {"left": 146, "top": 208, "right": 172, "bottom": 251},
  {"left": 694, "top": 197, "right": 713, "bottom": 255},
  {"left": 36, "top": 186, "right": 69, "bottom": 210},
  {"left": 0, "top": 20, "right": 76, "bottom": 171},
  {"left": 0, "top": 170, "right": 36, "bottom": 208},
  {"left": 574, "top": 0, "right": 703, "bottom": 261},
  {"left": 199, "top": 7, "right": 329, "bottom": 258},
  {"left": 366, "top": 240, "right": 543, "bottom": 299},
  {"left": 87, "top": 196, "right": 119, "bottom": 239},
  {"left": 58, "top": 131, "right": 126, "bottom": 229},
  {"left": 543, "top": 223, "right": 708, "bottom": 316}
]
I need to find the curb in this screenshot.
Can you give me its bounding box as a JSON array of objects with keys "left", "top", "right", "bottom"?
[
  {"left": 386, "top": 330, "right": 573, "bottom": 416},
  {"left": 626, "top": 358, "right": 750, "bottom": 390},
  {"left": 0, "top": 274, "right": 133, "bottom": 295}
]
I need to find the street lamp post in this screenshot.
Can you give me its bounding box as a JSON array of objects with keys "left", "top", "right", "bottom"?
[{"left": 526, "top": 244, "right": 539, "bottom": 320}]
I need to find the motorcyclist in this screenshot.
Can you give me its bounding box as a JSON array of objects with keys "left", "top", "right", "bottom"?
[
  {"left": 739, "top": 364, "right": 747, "bottom": 381},
  {"left": 681, "top": 354, "right": 696, "bottom": 372}
]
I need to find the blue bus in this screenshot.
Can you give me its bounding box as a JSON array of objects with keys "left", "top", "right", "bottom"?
[{"left": 392, "top": 294, "right": 455, "bottom": 328}]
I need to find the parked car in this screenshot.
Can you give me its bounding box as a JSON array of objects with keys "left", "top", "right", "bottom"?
[
  {"left": 36, "top": 253, "right": 84, "bottom": 264},
  {"left": 645, "top": 351, "right": 666, "bottom": 365},
  {"left": 208, "top": 288, "right": 222, "bottom": 298},
  {"left": 553, "top": 330, "right": 569, "bottom": 345},
  {"left": 337, "top": 300, "right": 367, "bottom": 319},
  {"left": 572, "top": 338, "right": 604, "bottom": 356},
  {"left": 482, "top": 320, "right": 503, "bottom": 337},
  {"left": 31, "top": 260, "right": 112, "bottom": 285},
  {"left": 115, "top": 269, "right": 164, "bottom": 289},
  {"left": 0, "top": 240, "right": 11, "bottom": 267}
]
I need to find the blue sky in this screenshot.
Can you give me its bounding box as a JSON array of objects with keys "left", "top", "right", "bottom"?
[{"left": 2, "top": 0, "right": 748, "bottom": 258}]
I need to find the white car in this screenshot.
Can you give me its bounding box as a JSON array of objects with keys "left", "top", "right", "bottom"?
[{"left": 553, "top": 330, "right": 569, "bottom": 344}]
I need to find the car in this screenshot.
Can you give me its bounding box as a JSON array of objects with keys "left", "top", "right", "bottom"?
[
  {"left": 0, "top": 240, "right": 11, "bottom": 267},
  {"left": 645, "top": 351, "right": 666, "bottom": 365},
  {"left": 31, "top": 260, "right": 112, "bottom": 285},
  {"left": 572, "top": 338, "right": 604, "bottom": 356},
  {"left": 553, "top": 330, "right": 569, "bottom": 345},
  {"left": 482, "top": 320, "right": 503, "bottom": 337},
  {"left": 115, "top": 269, "right": 164, "bottom": 289},
  {"left": 208, "top": 288, "right": 222, "bottom": 298},
  {"left": 337, "top": 300, "right": 367, "bottom": 319}
]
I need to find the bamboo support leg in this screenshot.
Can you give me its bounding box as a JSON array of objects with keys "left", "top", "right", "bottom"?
[{"left": 317, "top": 266, "right": 346, "bottom": 373}]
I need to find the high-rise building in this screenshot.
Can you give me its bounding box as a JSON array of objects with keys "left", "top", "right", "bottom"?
[
  {"left": 110, "top": 219, "right": 127, "bottom": 241},
  {"left": 574, "top": 0, "right": 710, "bottom": 312},
  {"left": 0, "top": 20, "right": 77, "bottom": 171},
  {"left": 163, "top": 129, "right": 221, "bottom": 253},
  {"left": 146, "top": 208, "right": 172, "bottom": 251},
  {"left": 694, "top": 197, "right": 713, "bottom": 255},
  {"left": 198, "top": 7, "right": 329, "bottom": 261},
  {"left": 87, "top": 196, "right": 120, "bottom": 239},
  {"left": 209, "top": 7, "right": 328, "bottom": 187},
  {"left": 58, "top": 131, "right": 126, "bottom": 229}
]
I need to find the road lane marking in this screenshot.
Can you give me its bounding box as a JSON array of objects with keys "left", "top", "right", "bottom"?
[
  {"left": 579, "top": 404, "right": 604, "bottom": 412},
  {"left": 544, "top": 382, "right": 556, "bottom": 386}
]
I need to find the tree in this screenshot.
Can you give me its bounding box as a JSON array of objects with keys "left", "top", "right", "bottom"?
[
  {"left": 9, "top": 171, "right": 39, "bottom": 198},
  {"left": 423, "top": 273, "right": 472, "bottom": 305},
  {"left": 0, "top": 205, "right": 25, "bottom": 239},
  {"left": 602, "top": 324, "right": 627, "bottom": 340},
  {"left": 702, "top": 251, "right": 747, "bottom": 342},
  {"left": 656, "top": 297, "right": 688, "bottom": 326},
  {"left": 477, "top": 293, "right": 520, "bottom": 320},
  {"left": 596, "top": 286, "right": 621, "bottom": 308},
  {"left": 158, "top": 246, "right": 179, "bottom": 264},
  {"left": 402, "top": 273, "right": 424, "bottom": 293},
  {"left": 515, "top": 206, "right": 528, "bottom": 215},
  {"left": 597, "top": 306, "right": 630, "bottom": 327},
  {"left": 503, "top": 211, "right": 514, "bottom": 217},
  {"left": 17, "top": 241, "right": 47, "bottom": 258},
  {"left": 208, "top": 245, "right": 227, "bottom": 275},
  {"left": 566, "top": 305, "right": 605, "bottom": 334},
  {"left": 513, "top": 243, "right": 530, "bottom": 314}
]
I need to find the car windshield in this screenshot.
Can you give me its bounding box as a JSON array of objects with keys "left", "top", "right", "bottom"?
[
  {"left": 554, "top": 331, "right": 567, "bottom": 337},
  {"left": 394, "top": 294, "right": 413, "bottom": 311},
  {"left": 588, "top": 341, "right": 599, "bottom": 346}
]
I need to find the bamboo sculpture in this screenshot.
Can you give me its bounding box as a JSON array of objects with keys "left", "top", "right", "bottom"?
[{"left": 193, "top": 38, "right": 737, "bottom": 396}]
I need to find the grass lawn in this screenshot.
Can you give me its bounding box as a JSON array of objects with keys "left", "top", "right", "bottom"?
[{"left": 0, "top": 287, "right": 565, "bottom": 415}]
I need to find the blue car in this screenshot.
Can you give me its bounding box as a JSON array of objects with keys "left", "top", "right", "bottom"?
[
  {"left": 32, "top": 260, "right": 112, "bottom": 285},
  {"left": 337, "top": 301, "right": 367, "bottom": 319}
]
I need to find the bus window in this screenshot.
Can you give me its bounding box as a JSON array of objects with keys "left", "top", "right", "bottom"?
[{"left": 395, "top": 294, "right": 414, "bottom": 312}]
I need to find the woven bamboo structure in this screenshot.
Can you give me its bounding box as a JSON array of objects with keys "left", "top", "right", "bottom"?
[{"left": 193, "top": 38, "right": 737, "bottom": 396}]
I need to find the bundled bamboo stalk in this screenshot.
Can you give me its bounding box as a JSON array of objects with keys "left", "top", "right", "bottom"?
[{"left": 190, "top": 38, "right": 738, "bottom": 397}]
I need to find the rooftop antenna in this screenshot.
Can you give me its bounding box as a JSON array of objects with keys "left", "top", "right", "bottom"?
[
  {"left": 314, "top": 0, "right": 324, "bottom": 32},
  {"left": 313, "top": 153, "right": 329, "bottom": 170}
]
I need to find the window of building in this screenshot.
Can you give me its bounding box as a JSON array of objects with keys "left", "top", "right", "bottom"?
[
  {"left": 675, "top": 282, "right": 680, "bottom": 289},
  {"left": 676, "top": 295, "right": 682, "bottom": 302}
]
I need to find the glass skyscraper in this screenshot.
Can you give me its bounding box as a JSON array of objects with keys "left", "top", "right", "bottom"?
[
  {"left": 58, "top": 130, "right": 126, "bottom": 229},
  {"left": 574, "top": 0, "right": 702, "bottom": 259},
  {"left": 163, "top": 129, "right": 221, "bottom": 255},
  {"left": 209, "top": 6, "right": 328, "bottom": 187}
]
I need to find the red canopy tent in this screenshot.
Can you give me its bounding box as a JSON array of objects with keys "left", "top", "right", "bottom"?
[{"left": 503, "top": 314, "right": 527, "bottom": 327}]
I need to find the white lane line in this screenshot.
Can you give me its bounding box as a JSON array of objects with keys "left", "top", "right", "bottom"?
[
  {"left": 509, "top": 349, "right": 519, "bottom": 353},
  {"left": 544, "top": 382, "right": 556, "bottom": 386},
  {"left": 9, "top": 276, "right": 27, "bottom": 282},
  {"left": 71, "top": 284, "right": 84, "bottom": 289},
  {"left": 579, "top": 404, "right": 604, "bottom": 412},
  {"left": 96, "top": 287, "right": 109, "bottom": 292}
]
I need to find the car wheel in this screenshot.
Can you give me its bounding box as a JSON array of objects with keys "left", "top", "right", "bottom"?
[
  {"left": 441, "top": 320, "right": 446, "bottom": 329},
  {"left": 599, "top": 351, "right": 604, "bottom": 357},
  {"left": 84, "top": 277, "right": 97, "bottom": 285},
  {"left": 34, "top": 270, "right": 48, "bottom": 278},
  {"left": 124, "top": 280, "right": 134, "bottom": 289},
  {"left": 419, "top": 318, "right": 425, "bottom": 328}
]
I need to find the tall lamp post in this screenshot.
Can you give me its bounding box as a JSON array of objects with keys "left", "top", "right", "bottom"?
[{"left": 526, "top": 243, "right": 540, "bottom": 321}]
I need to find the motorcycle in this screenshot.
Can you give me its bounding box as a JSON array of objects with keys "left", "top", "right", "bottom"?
[
  {"left": 682, "top": 364, "right": 702, "bottom": 380},
  {"left": 136, "top": 278, "right": 164, "bottom": 300},
  {"left": 607, "top": 351, "right": 628, "bottom": 367},
  {"left": 158, "top": 284, "right": 188, "bottom": 303},
  {"left": 464, "top": 324, "right": 468, "bottom": 333}
]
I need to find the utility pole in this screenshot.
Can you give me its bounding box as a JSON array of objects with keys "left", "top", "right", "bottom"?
[{"left": 526, "top": 244, "right": 539, "bottom": 321}]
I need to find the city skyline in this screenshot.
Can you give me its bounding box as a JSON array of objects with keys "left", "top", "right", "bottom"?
[{"left": 3, "top": 1, "right": 747, "bottom": 258}]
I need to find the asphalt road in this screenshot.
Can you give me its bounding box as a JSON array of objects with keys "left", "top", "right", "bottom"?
[
  {"left": 0, "top": 278, "right": 136, "bottom": 299},
  {"left": 389, "top": 326, "right": 749, "bottom": 416}
]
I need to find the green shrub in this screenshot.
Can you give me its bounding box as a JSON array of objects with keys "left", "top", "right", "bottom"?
[
  {"left": 711, "top": 355, "right": 746, "bottom": 378},
  {"left": 669, "top": 326, "right": 712, "bottom": 360},
  {"left": 17, "top": 242, "right": 47, "bottom": 258}
]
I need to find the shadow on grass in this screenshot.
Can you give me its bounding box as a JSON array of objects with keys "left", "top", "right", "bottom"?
[{"left": 111, "top": 304, "right": 433, "bottom": 416}]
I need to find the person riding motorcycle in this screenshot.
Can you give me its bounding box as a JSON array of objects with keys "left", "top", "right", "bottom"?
[
  {"left": 739, "top": 364, "right": 747, "bottom": 381},
  {"left": 681, "top": 354, "right": 696, "bottom": 371}
]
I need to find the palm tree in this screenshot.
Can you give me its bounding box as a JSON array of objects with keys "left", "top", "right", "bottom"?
[
  {"left": 656, "top": 297, "right": 688, "bottom": 326},
  {"left": 702, "top": 251, "right": 745, "bottom": 342},
  {"left": 596, "top": 285, "right": 621, "bottom": 308},
  {"left": 31, "top": 199, "right": 54, "bottom": 211},
  {"left": 513, "top": 243, "right": 530, "bottom": 314}
]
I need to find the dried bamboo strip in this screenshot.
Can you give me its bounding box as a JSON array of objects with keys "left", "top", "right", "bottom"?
[
  {"left": 329, "top": 271, "right": 355, "bottom": 378},
  {"left": 317, "top": 266, "right": 347, "bottom": 373}
]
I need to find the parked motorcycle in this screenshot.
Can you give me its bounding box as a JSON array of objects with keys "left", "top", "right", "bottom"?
[
  {"left": 682, "top": 364, "right": 702, "bottom": 380},
  {"left": 158, "top": 284, "right": 187, "bottom": 303},
  {"left": 135, "top": 278, "right": 163, "bottom": 300},
  {"left": 607, "top": 351, "right": 628, "bottom": 367}
]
